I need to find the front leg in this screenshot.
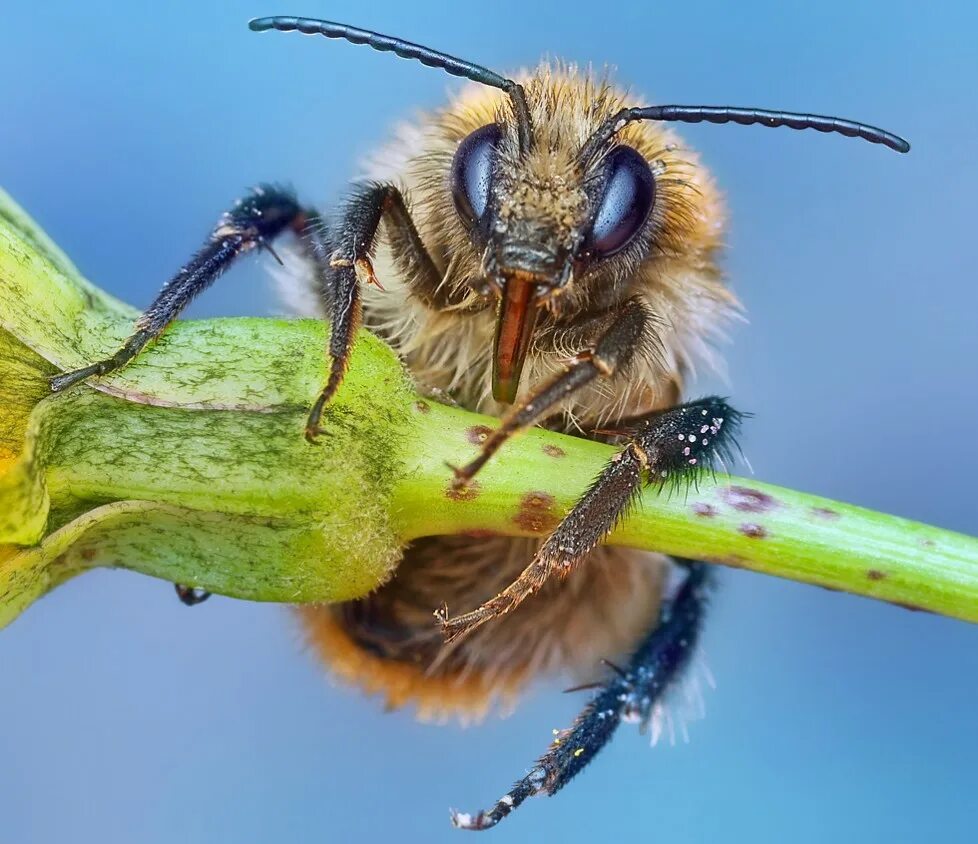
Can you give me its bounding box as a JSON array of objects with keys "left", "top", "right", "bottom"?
[
  {"left": 50, "top": 185, "right": 316, "bottom": 392},
  {"left": 438, "top": 396, "right": 741, "bottom": 642},
  {"left": 304, "top": 182, "right": 446, "bottom": 440},
  {"left": 450, "top": 297, "right": 654, "bottom": 487}
]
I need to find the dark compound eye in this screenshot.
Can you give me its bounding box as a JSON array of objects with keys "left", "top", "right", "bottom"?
[
  {"left": 451, "top": 123, "right": 503, "bottom": 228},
  {"left": 586, "top": 145, "right": 656, "bottom": 258}
]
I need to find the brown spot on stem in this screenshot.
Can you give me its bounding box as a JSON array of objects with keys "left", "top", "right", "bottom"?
[
  {"left": 918, "top": 538, "right": 936, "bottom": 549},
  {"left": 466, "top": 425, "right": 493, "bottom": 445},
  {"left": 514, "top": 491, "right": 559, "bottom": 533},
  {"left": 542, "top": 444, "right": 566, "bottom": 459},
  {"left": 414, "top": 400, "right": 430, "bottom": 414},
  {"left": 692, "top": 502, "right": 717, "bottom": 518},
  {"left": 810, "top": 507, "right": 841, "bottom": 521},
  {"left": 80, "top": 548, "right": 96, "bottom": 561},
  {"left": 867, "top": 569, "right": 887, "bottom": 581},
  {"left": 739, "top": 523, "right": 767, "bottom": 539},
  {"left": 722, "top": 486, "right": 777, "bottom": 513},
  {"left": 447, "top": 479, "right": 481, "bottom": 502}
]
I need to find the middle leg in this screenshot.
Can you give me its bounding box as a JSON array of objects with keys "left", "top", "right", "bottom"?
[
  {"left": 438, "top": 396, "right": 740, "bottom": 642},
  {"left": 450, "top": 296, "right": 656, "bottom": 487}
]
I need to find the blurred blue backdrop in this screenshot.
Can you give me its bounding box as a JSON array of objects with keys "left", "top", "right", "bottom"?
[{"left": 2, "top": 2, "right": 977, "bottom": 842}]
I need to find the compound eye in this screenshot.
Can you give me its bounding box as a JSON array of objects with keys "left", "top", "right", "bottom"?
[
  {"left": 587, "top": 146, "right": 656, "bottom": 258},
  {"left": 451, "top": 123, "right": 503, "bottom": 228}
]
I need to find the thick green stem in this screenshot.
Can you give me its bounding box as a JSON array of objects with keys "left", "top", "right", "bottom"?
[{"left": 2, "top": 186, "right": 977, "bottom": 630}]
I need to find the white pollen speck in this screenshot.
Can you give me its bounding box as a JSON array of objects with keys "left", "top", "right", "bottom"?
[
  {"left": 683, "top": 446, "right": 691, "bottom": 456},
  {"left": 689, "top": 458, "right": 697, "bottom": 465},
  {"left": 702, "top": 438, "right": 709, "bottom": 445},
  {"left": 688, "top": 434, "right": 697, "bottom": 442},
  {"left": 677, "top": 434, "right": 685, "bottom": 441},
  {"left": 500, "top": 795, "right": 514, "bottom": 807},
  {"left": 660, "top": 470, "right": 668, "bottom": 477},
  {"left": 700, "top": 425, "right": 710, "bottom": 433},
  {"left": 701, "top": 409, "right": 708, "bottom": 416}
]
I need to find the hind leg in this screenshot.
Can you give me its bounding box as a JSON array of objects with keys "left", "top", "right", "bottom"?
[
  {"left": 439, "top": 397, "right": 740, "bottom": 642},
  {"left": 451, "top": 561, "right": 713, "bottom": 830}
]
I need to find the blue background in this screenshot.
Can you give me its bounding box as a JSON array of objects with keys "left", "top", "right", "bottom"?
[{"left": 2, "top": 2, "right": 977, "bottom": 841}]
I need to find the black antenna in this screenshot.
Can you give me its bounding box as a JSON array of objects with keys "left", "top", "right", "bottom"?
[
  {"left": 248, "top": 16, "right": 533, "bottom": 152},
  {"left": 579, "top": 104, "right": 910, "bottom": 164}
]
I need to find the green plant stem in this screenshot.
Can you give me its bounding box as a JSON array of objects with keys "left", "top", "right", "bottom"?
[
  {"left": 2, "top": 186, "right": 977, "bottom": 630},
  {"left": 395, "top": 399, "right": 978, "bottom": 620}
]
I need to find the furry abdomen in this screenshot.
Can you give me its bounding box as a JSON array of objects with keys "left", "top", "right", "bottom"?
[{"left": 288, "top": 65, "right": 736, "bottom": 719}]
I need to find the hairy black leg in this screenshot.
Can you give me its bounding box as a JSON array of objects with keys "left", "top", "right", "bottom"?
[
  {"left": 439, "top": 397, "right": 740, "bottom": 642},
  {"left": 450, "top": 298, "right": 654, "bottom": 487},
  {"left": 174, "top": 584, "right": 210, "bottom": 606},
  {"left": 305, "top": 182, "right": 447, "bottom": 441},
  {"left": 49, "top": 185, "right": 316, "bottom": 392},
  {"left": 451, "top": 561, "right": 712, "bottom": 831}
]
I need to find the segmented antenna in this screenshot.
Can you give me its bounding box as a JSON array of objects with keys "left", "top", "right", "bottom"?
[
  {"left": 248, "top": 16, "right": 533, "bottom": 152},
  {"left": 580, "top": 104, "right": 910, "bottom": 164}
]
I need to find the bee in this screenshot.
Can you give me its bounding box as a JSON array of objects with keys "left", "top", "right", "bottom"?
[{"left": 48, "top": 15, "right": 909, "bottom": 830}]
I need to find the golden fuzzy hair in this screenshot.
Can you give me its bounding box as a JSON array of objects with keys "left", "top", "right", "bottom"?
[{"left": 287, "top": 63, "right": 739, "bottom": 720}]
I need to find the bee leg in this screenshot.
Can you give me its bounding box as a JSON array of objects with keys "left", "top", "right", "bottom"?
[
  {"left": 450, "top": 561, "right": 712, "bottom": 830},
  {"left": 50, "top": 185, "right": 319, "bottom": 392},
  {"left": 449, "top": 297, "right": 651, "bottom": 487},
  {"left": 438, "top": 397, "right": 740, "bottom": 641},
  {"left": 174, "top": 584, "right": 210, "bottom": 606},
  {"left": 305, "top": 182, "right": 448, "bottom": 441}
]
